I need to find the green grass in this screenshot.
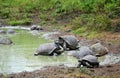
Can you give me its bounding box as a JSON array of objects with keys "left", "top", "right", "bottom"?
[
  {"left": 0, "top": 0, "right": 120, "bottom": 33},
  {"left": 8, "top": 18, "right": 32, "bottom": 26},
  {"left": 73, "top": 27, "right": 104, "bottom": 39},
  {"left": 72, "top": 27, "right": 87, "bottom": 34}
]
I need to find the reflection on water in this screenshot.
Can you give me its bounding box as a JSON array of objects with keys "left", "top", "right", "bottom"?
[
  {"left": 100, "top": 53, "right": 120, "bottom": 65},
  {"left": 0, "top": 30, "right": 77, "bottom": 74}
]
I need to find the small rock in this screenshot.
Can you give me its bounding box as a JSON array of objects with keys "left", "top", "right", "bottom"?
[
  {"left": 116, "top": 69, "right": 119, "bottom": 71},
  {"left": 30, "top": 25, "right": 36, "bottom": 30},
  {"left": 89, "top": 69, "right": 95, "bottom": 72},
  {"left": 0, "top": 30, "right": 6, "bottom": 34},
  {"left": 0, "top": 23, "right": 2, "bottom": 27},
  {"left": 30, "top": 25, "right": 43, "bottom": 31},
  {"left": 65, "top": 29, "right": 71, "bottom": 32},
  {"left": 0, "top": 73, "right": 3, "bottom": 77},
  {"left": 106, "top": 65, "right": 112, "bottom": 68},
  {"left": 7, "top": 29, "right": 15, "bottom": 34},
  {"left": 36, "top": 26, "right": 43, "bottom": 30},
  {"left": 107, "top": 69, "right": 113, "bottom": 72},
  {"left": 0, "top": 37, "right": 13, "bottom": 45},
  {"left": 80, "top": 76, "right": 85, "bottom": 78}
]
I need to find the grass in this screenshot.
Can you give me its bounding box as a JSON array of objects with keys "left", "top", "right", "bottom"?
[
  {"left": 72, "top": 27, "right": 105, "bottom": 39},
  {"left": 0, "top": 0, "right": 120, "bottom": 36},
  {"left": 8, "top": 18, "right": 32, "bottom": 26}
]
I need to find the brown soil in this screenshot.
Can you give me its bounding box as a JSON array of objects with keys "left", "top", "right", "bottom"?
[{"left": 1, "top": 64, "right": 120, "bottom": 78}]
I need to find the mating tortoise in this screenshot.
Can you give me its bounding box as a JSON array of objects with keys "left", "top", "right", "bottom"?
[
  {"left": 34, "top": 42, "right": 64, "bottom": 56},
  {"left": 77, "top": 55, "right": 99, "bottom": 68},
  {"left": 57, "top": 35, "right": 79, "bottom": 50}
]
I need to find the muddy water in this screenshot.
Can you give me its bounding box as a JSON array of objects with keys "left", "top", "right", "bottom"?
[
  {"left": 0, "top": 29, "right": 77, "bottom": 74},
  {"left": 100, "top": 53, "right": 120, "bottom": 65}
]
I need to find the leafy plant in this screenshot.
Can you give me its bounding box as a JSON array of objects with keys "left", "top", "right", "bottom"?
[{"left": 80, "top": 67, "right": 87, "bottom": 73}]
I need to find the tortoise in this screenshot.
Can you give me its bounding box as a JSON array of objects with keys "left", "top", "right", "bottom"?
[
  {"left": 67, "top": 46, "right": 94, "bottom": 59},
  {"left": 56, "top": 35, "right": 79, "bottom": 50},
  {"left": 90, "top": 43, "right": 108, "bottom": 57},
  {"left": 34, "top": 42, "right": 64, "bottom": 56},
  {"left": 77, "top": 46, "right": 95, "bottom": 59},
  {"left": 77, "top": 55, "right": 99, "bottom": 68}
]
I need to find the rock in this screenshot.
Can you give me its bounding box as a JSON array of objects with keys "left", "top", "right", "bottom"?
[
  {"left": 30, "top": 25, "right": 43, "bottom": 31},
  {"left": 7, "top": 29, "right": 15, "bottom": 34},
  {"left": 0, "top": 23, "right": 2, "bottom": 27},
  {"left": 0, "top": 73, "right": 3, "bottom": 78},
  {"left": 36, "top": 26, "right": 43, "bottom": 30},
  {"left": 65, "top": 29, "right": 71, "bottom": 32},
  {"left": 30, "top": 25, "right": 36, "bottom": 30},
  {"left": 0, "top": 30, "right": 6, "bottom": 34},
  {"left": 90, "top": 43, "right": 108, "bottom": 57},
  {"left": 0, "top": 37, "right": 13, "bottom": 45}
]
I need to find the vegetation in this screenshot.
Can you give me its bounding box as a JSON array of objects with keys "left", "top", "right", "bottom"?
[{"left": 0, "top": 0, "right": 120, "bottom": 36}]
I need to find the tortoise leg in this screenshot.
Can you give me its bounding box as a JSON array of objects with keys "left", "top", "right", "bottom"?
[
  {"left": 81, "top": 60, "right": 93, "bottom": 68},
  {"left": 63, "top": 42, "right": 69, "bottom": 50},
  {"left": 93, "top": 63, "right": 99, "bottom": 68},
  {"left": 53, "top": 53, "right": 58, "bottom": 56},
  {"left": 77, "top": 62, "right": 82, "bottom": 68}
]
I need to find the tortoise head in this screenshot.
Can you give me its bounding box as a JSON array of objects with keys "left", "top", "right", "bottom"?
[{"left": 55, "top": 38, "right": 64, "bottom": 45}]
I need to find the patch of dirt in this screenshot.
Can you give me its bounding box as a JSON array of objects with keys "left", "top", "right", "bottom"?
[
  {"left": 2, "top": 66, "right": 91, "bottom": 78},
  {"left": 1, "top": 64, "right": 120, "bottom": 78},
  {"left": 87, "top": 64, "right": 120, "bottom": 77}
]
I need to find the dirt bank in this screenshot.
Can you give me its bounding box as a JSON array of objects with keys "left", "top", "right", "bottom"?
[{"left": 1, "top": 64, "right": 120, "bottom": 78}]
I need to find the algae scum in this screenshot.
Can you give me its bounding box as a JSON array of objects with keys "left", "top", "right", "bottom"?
[{"left": 0, "top": 28, "right": 77, "bottom": 74}]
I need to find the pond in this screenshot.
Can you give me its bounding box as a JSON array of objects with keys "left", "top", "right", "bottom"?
[{"left": 0, "top": 28, "right": 77, "bottom": 74}]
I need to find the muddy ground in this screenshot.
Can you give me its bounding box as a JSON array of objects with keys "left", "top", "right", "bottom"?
[
  {"left": 1, "top": 64, "right": 120, "bottom": 78},
  {"left": 0, "top": 28, "right": 120, "bottom": 78}
]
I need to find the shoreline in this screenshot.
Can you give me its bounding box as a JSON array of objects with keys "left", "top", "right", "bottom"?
[
  {"left": 1, "top": 63, "right": 120, "bottom": 78},
  {"left": 0, "top": 25, "right": 120, "bottom": 78}
]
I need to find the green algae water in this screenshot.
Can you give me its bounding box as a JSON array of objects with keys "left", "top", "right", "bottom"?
[{"left": 0, "top": 29, "right": 77, "bottom": 74}]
